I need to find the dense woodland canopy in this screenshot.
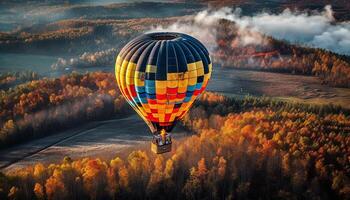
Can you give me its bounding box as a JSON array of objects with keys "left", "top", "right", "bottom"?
[
  {"left": 0, "top": 71, "right": 40, "bottom": 90},
  {"left": 0, "top": 92, "right": 349, "bottom": 200},
  {"left": 0, "top": 72, "right": 130, "bottom": 148}
]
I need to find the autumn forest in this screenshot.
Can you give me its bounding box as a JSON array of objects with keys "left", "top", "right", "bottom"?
[
  {"left": 0, "top": 1, "right": 350, "bottom": 200},
  {"left": 0, "top": 92, "right": 349, "bottom": 199}
]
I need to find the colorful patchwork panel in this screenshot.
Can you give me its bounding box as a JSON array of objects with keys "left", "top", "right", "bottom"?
[{"left": 115, "top": 32, "right": 212, "bottom": 133}]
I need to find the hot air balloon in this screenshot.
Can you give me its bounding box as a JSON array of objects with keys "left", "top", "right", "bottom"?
[{"left": 115, "top": 32, "right": 212, "bottom": 154}]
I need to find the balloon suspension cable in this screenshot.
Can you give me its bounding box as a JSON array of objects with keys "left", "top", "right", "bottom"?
[{"left": 161, "top": 129, "right": 166, "bottom": 144}]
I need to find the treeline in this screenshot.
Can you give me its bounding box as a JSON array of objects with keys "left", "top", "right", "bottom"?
[
  {"left": 213, "top": 19, "right": 350, "bottom": 88},
  {"left": 192, "top": 92, "right": 349, "bottom": 117},
  {"left": 0, "top": 72, "right": 130, "bottom": 148},
  {"left": 0, "top": 17, "right": 174, "bottom": 54},
  {"left": 1, "top": 92, "right": 349, "bottom": 200},
  {"left": 206, "top": 0, "right": 350, "bottom": 22},
  {"left": 0, "top": 71, "right": 40, "bottom": 90},
  {"left": 51, "top": 48, "right": 118, "bottom": 71},
  {"left": 0, "top": 27, "right": 99, "bottom": 54}
]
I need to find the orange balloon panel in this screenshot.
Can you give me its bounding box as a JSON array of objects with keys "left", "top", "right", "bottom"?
[{"left": 115, "top": 32, "right": 212, "bottom": 133}]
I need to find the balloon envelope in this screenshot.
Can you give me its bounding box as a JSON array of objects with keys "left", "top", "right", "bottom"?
[{"left": 115, "top": 32, "right": 212, "bottom": 133}]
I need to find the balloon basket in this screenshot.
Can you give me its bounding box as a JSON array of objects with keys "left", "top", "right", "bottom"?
[{"left": 151, "top": 142, "right": 172, "bottom": 154}]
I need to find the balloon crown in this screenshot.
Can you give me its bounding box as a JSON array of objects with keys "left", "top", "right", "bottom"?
[{"left": 149, "top": 32, "right": 180, "bottom": 40}]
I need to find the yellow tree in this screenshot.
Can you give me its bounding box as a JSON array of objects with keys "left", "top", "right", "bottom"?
[
  {"left": 33, "top": 183, "right": 44, "bottom": 200},
  {"left": 107, "top": 156, "right": 125, "bottom": 198},
  {"left": 45, "top": 169, "right": 66, "bottom": 200},
  {"left": 183, "top": 158, "right": 210, "bottom": 200},
  {"left": 127, "top": 151, "right": 151, "bottom": 199},
  {"left": 82, "top": 159, "right": 108, "bottom": 200}
]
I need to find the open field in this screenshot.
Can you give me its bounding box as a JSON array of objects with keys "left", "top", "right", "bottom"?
[
  {"left": 209, "top": 68, "right": 350, "bottom": 109},
  {"left": 0, "top": 115, "right": 188, "bottom": 172}
]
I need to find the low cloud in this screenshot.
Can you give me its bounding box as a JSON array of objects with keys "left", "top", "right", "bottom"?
[
  {"left": 149, "top": 7, "right": 267, "bottom": 53},
  {"left": 51, "top": 48, "right": 117, "bottom": 70},
  {"left": 236, "top": 5, "right": 350, "bottom": 55},
  {"left": 150, "top": 5, "right": 350, "bottom": 55},
  {"left": 149, "top": 15, "right": 218, "bottom": 52}
]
